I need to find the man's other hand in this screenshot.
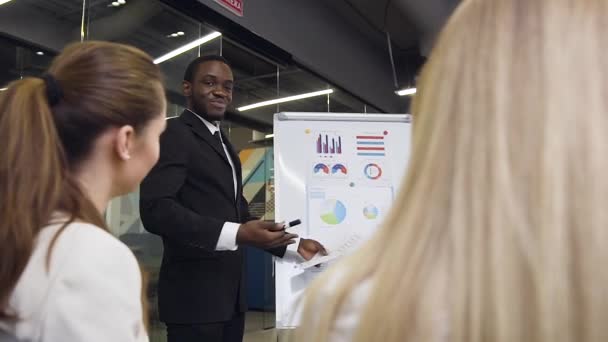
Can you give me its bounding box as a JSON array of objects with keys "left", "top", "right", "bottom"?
[{"left": 297, "top": 238, "right": 328, "bottom": 261}]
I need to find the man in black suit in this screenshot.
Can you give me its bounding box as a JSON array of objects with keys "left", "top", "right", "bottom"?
[{"left": 140, "top": 55, "right": 326, "bottom": 342}]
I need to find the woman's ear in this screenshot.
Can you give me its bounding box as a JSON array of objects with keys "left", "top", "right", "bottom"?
[{"left": 114, "top": 125, "right": 135, "bottom": 161}]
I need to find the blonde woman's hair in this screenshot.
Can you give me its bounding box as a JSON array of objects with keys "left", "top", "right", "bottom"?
[{"left": 298, "top": 0, "right": 608, "bottom": 341}]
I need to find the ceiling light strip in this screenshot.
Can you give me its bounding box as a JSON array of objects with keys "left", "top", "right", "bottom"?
[
  {"left": 154, "top": 31, "right": 221, "bottom": 64},
  {"left": 238, "top": 89, "right": 334, "bottom": 111},
  {"left": 395, "top": 87, "right": 416, "bottom": 96}
]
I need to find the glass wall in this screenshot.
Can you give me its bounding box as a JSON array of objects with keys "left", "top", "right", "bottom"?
[{"left": 0, "top": 1, "right": 382, "bottom": 340}]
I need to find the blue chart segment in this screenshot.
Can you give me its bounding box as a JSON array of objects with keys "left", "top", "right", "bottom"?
[{"left": 320, "top": 199, "right": 347, "bottom": 225}]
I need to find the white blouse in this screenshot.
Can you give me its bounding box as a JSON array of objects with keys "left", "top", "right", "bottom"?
[{"left": 0, "top": 220, "right": 148, "bottom": 342}]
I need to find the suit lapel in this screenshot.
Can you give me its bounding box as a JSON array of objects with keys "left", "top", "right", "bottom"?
[
  {"left": 180, "top": 110, "right": 243, "bottom": 202},
  {"left": 180, "top": 110, "right": 230, "bottom": 166}
]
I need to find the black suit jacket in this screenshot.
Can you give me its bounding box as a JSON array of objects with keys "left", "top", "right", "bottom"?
[{"left": 140, "top": 110, "right": 284, "bottom": 324}]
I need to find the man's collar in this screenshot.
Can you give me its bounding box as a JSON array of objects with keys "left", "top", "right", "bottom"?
[{"left": 186, "top": 109, "right": 219, "bottom": 134}]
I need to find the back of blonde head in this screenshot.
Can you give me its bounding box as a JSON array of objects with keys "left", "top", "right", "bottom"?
[{"left": 298, "top": 0, "right": 608, "bottom": 341}]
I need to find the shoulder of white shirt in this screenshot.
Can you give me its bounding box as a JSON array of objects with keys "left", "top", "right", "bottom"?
[{"left": 38, "top": 219, "right": 141, "bottom": 283}]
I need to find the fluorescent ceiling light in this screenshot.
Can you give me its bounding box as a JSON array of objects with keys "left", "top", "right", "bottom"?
[
  {"left": 238, "top": 89, "right": 334, "bottom": 112},
  {"left": 167, "top": 31, "right": 185, "bottom": 38},
  {"left": 265, "top": 134, "right": 274, "bottom": 139},
  {"left": 108, "top": 0, "right": 126, "bottom": 7},
  {"left": 154, "top": 32, "right": 221, "bottom": 64},
  {"left": 395, "top": 87, "right": 416, "bottom": 96},
  {"left": 0, "top": 87, "right": 7, "bottom": 91},
  {"left": 0, "top": 0, "right": 14, "bottom": 5}
]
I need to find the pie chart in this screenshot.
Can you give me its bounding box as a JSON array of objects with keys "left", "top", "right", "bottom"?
[
  {"left": 364, "top": 163, "right": 382, "bottom": 180},
  {"left": 320, "top": 199, "right": 347, "bottom": 225},
  {"left": 363, "top": 205, "right": 379, "bottom": 219}
]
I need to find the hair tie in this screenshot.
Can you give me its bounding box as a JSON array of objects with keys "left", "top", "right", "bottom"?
[{"left": 40, "top": 74, "right": 63, "bottom": 106}]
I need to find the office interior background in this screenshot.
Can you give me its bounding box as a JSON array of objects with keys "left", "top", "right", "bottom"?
[{"left": 0, "top": 0, "right": 459, "bottom": 340}]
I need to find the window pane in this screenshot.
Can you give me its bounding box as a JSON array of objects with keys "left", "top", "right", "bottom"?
[{"left": 0, "top": 35, "right": 54, "bottom": 87}]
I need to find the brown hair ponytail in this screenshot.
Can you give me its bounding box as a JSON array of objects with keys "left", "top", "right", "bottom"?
[
  {"left": 0, "top": 77, "right": 74, "bottom": 318},
  {"left": 0, "top": 41, "right": 162, "bottom": 318}
]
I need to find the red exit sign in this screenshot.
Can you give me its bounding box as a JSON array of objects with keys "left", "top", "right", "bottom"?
[{"left": 214, "top": 0, "right": 244, "bottom": 17}]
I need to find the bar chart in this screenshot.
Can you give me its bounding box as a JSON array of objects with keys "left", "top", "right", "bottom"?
[{"left": 316, "top": 133, "right": 343, "bottom": 155}]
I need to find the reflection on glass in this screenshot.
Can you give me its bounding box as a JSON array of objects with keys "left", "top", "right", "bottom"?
[
  {"left": 0, "top": 0, "right": 83, "bottom": 51},
  {"left": 0, "top": 36, "right": 54, "bottom": 86}
]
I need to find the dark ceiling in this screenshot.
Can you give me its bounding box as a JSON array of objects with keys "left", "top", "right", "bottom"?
[
  {"left": 329, "top": 0, "right": 460, "bottom": 86},
  {"left": 1, "top": 0, "right": 379, "bottom": 125},
  {"left": 0, "top": 0, "right": 459, "bottom": 125}
]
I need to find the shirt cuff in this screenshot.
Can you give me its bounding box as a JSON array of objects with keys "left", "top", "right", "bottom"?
[{"left": 215, "top": 222, "right": 240, "bottom": 251}]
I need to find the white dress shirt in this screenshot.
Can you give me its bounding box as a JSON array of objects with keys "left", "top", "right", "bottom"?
[
  {"left": 0, "top": 219, "right": 148, "bottom": 342},
  {"left": 188, "top": 110, "right": 240, "bottom": 251}
]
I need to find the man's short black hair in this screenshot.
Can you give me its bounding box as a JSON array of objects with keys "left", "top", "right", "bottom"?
[{"left": 183, "top": 55, "right": 232, "bottom": 82}]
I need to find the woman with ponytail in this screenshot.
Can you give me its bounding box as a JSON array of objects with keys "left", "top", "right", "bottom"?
[{"left": 0, "top": 41, "right": 166, "bottom": 341}]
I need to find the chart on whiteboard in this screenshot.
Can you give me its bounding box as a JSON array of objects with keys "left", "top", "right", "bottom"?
[
  {"left": 306, "top": 185, "right": 393, "bottom": 255},
  {"left": 305, "top": 128, "right": 397, "bottom": 261},
  {"left": 273, "top": 113, "right": 412, "bottom": 328}
]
